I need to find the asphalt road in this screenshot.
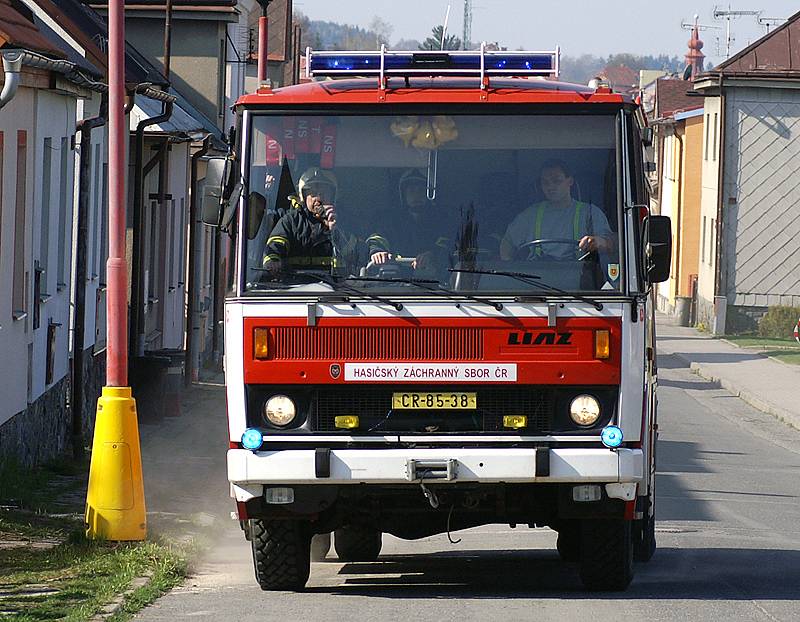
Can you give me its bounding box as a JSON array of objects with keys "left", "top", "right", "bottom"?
[{"left": 135, "top": 351, "right": 800, "bottom": 622}]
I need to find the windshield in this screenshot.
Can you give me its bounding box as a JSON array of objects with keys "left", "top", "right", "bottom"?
[{"left": 242, "top": 112, "right": 622, "bottom": 296}]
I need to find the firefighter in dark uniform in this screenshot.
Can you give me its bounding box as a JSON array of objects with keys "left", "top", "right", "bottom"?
[
  {"left": 369, "top": 169, "right": 451, "bottom": 272},
  {"left": 263, "top": 167, "right": 384, "bottom": 274}
]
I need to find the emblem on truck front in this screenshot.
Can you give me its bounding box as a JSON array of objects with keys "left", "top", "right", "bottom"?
[
  {"left": 330, "top": 364, "right": 341, "bottom": 379},
  {"left": 507, "top": 331, "right": 573, "bottom": 346}
]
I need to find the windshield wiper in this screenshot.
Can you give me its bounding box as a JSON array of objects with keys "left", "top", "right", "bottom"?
[
  {"left": 292, "top": 269, "right": 404, "bottom": 311},
  {"left": 448, "top": 268, "right": 604, "bottom": 311},
  {"left": 350, "top": 276, "right": 504, "bottom": 311}
]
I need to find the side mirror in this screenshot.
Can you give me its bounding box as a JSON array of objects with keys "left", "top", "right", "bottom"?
[
  {"left": 643, "top": 215, "right": 671, "bottom": 283},
  {"left": 200, "top": 156, "right": 229, "bottom": 226},
  {"left": 641, "top": 126, "right": 653, "bottom": 147}
]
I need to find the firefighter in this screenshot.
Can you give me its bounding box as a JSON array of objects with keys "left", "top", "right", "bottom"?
[
  {"left": 500, "top": 159, "right": 613, "bottom": 261},
  {"left": 370, "top": 169, "right": 450, "bottom": 270},
  {"left": 263, "top": 167, "right": 383, "bottom": 274}
]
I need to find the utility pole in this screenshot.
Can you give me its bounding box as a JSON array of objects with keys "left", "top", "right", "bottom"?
[
  {"left": 462, "top": 0, "right": 472, "bottom": 50},
  {"left": 713, "top": 6, "right": 761, "bottom": 59},
  {"left": 85, "top": 0, "right": 147, "bottom": 541}
]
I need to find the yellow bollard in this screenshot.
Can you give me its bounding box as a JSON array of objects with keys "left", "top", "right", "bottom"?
[{"left": 85, "top": 386, "right": 146, "bottom": 541}]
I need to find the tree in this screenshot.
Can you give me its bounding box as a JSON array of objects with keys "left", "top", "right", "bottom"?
[
  {"left": 368, "top": 16, "right": 393, "bottom": 47},
  {"left": 420, "top": 25, "right": 461, "bottom": 51}
]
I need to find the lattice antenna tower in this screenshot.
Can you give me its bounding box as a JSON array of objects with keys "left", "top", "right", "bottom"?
[
  {"left": 713, "top": 5, "right": 762, "bottom": 59},
  {"left": 462, "top": 0, "right": 472, "bottom": 50}
]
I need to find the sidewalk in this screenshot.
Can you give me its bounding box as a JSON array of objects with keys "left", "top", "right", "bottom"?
[{"left": 656, "top": 313, "right": 800, "bottom": 431}]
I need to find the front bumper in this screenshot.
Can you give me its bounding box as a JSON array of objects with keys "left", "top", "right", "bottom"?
[{"left": 228, "top": 447, "right": 643, "bottom": 501}]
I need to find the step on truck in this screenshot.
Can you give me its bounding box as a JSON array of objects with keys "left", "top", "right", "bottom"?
[{"left": 203, "top": 46, "right": 671, "bottom": 592}]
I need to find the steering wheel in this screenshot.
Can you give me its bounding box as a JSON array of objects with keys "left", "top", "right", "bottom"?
[
  {"left": 518, "top": 238, "right": 591, "bottom": 261},
  {"left": 359, "top": 256, "right": 416, "bottom": 277}
]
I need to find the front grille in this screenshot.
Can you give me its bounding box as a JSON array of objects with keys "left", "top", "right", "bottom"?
[
  {"left": 314, "top": 386, "right": 553, "bottom": 433},
  {"left": 271, "top": 327, "right": 483, "bottom": 361}
]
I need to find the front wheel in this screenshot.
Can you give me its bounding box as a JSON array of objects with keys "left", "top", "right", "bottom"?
[
  {"left": 334, "top": 526, "right": 382, "bottom": 562},
  {"left": 579, "top": 519, "right": 634, "bottom": 591},
  {"left": 250, "top": 519, "right": 311, "bottom": 591}
]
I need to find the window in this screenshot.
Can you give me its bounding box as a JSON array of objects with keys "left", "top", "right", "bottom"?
[
  {"left": 701, "top": 215, "right": 706, "bottom": 263},
  {"left": 40, "top": 138, "right": 53, "bottom": 293},
  {"left": 712, "top": 113, "right": 718, "bottom": 162},
  {"left": 703, "top": 114, "right": 710, "bottom": 161},
  {"left": 13, "top": 130, "right": 27, "bottom": 319},
  {"left": 57, "top": 137, "right": 69, "bottom": 288},
  {"left": 99, "top": 162, "right": 108, "bottom": 285},
  {"left": 710, "top": 218, "right": 716, "bottom": 264},
  {"left": 92, "top": 146, "right": 101, "bottom": 279}
]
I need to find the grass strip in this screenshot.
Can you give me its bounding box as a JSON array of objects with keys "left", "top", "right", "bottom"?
[{"left": 0, "top": 513, "right": 189, "bottom": 622}]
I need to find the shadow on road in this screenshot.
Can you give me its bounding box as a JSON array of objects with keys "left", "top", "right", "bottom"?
[{"left": 306, "top": 547, "right": 799, "bottom": 599}]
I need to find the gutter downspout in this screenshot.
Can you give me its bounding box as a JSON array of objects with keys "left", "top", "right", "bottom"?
[
  {"left": 674, "top": 126, "right": 684, "bottom": 302},
  {"left": 131, "top": 99, "right": 174, "bottom": 358},
  {"left": 72, "top": 95, "right": 108, "bottom": 459},
  {"left": 186, "top": 135, "right": 212, "bottom": 386},
  {"left": 0, "top": 52, "right": 23, "bottom": 109}
]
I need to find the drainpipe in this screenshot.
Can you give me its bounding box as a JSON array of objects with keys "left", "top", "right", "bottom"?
[
  {"left": 186, "top": 135, "right": 212, "bottom": 386},
  {"left": 0, "top": 51, "right": 23, "bottom": 109},
  {"left": 130, "top": 99, "right": 174, "bottom": 358},
  {"left": 72, "top": 95, "right": 108, "bottom": 459},
  {"left": 164, "top": 0, "right": 173, "bottom": 79},
  {"left": 257, "top": 0, "right": 272, "bottom": 85}
]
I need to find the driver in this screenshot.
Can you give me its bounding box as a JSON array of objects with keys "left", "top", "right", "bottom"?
[
  {"left": 499, "top": 159, "right": 612, "bottom": 261},
  {"left": 263, "top": 167, "right": 383, "bottom": 273}
]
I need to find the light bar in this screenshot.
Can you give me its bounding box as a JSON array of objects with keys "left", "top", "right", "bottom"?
[{"left": 306, "top": 44, "right": 560, "bottom": 88}]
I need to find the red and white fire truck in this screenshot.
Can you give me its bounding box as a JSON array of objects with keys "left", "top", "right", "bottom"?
[{"left": 204, "top": 46, "right": 671, "bottom": 592}]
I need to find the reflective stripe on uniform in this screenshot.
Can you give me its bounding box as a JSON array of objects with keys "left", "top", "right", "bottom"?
[
  {"left": 533, "top": 200, "right": 586, "bottom": 256},
  {"left": 287, "top": 256, "right": 339, "bottom": 267},
  {"left": 267, "top": 235, "right": 290, "bottom": 250}
]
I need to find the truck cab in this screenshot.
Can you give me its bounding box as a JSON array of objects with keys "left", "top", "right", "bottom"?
[{"left": 210, "top": 47, "right": 671, "bottom": 592}]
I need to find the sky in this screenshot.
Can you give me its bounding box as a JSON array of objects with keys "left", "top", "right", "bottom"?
[{"left": 293, "top": 0, "right": 799, "bottom": 66}]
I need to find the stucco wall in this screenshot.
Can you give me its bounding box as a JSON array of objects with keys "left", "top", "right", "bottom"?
[
  {"left": 678, "top": 114, "right": 704, "bottom": 298},
  {"left": 697, "top": 97, "right": 722, "bottom": 328},
  {"left": 126, "top": 16, "right": 229, "bottom": 126}
]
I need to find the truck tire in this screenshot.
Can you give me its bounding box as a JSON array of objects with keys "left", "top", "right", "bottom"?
[
  {"left": 334, "top": 526, "right": 382, "bottom": 562},
  {"left": 633, "top": 513, "right": 656, "bottom": 562},
  {"left": 555, "top": 521, "right": 581, "bottom": 562},
  {"left": 311, "top": 532, "right": 332, "bottom": 562},
  {"left": 250, "top": 519, "right": 311, "bottom": 591},
  {"left": 579, "top": 519, "right": 634, "bottom": 591}
]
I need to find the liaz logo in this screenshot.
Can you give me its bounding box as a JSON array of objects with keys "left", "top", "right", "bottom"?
[{"left": 507, "top": 331, "right": 573, "bottom": 345}]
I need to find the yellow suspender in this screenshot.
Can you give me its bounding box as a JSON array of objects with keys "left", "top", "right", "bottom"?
[{"left": 533, "top": 201, "right": 585, "bottom": 255}]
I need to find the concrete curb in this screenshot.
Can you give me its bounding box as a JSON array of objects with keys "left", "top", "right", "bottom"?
[
  {"left": 682, "top": 360, "right": 800, "bottom": 432},
  {"left": 89, "top": 570, "right": 153, "bottom": 621}
]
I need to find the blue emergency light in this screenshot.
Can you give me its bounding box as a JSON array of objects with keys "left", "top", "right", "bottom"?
[{"left": 306, "top": 44, "right": 560, "bottom": 87}]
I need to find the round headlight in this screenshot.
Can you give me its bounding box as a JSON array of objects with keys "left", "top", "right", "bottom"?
[
  {"left": 569, "top": 394, "right": 601, "bottom": 426},
  {"left": 264, "top": 395, "right": 296, "bottom": 426}
]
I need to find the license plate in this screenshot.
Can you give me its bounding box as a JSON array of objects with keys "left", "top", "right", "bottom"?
[{"left": 392, "top": 392, "right": 477, "bottom": 410}]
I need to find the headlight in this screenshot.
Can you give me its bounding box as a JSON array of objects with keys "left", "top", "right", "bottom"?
[
  {"left": 264, "top": 395, "right": 296, "bottom": 426},
  {"left": 569, "top": 394, "right": 601, "bottom": 426}
]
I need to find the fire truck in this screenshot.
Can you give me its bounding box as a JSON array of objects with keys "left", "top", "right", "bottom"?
[{"left": 202, "top": 46, "right": 671, "bottom": 592}]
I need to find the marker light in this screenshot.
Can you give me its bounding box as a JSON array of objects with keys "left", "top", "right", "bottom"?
[
  {"left": 335, "top": 415, "right": 360, "bottom": 429},
  {"left": 254, "top": 327, "right": 270, "bottom": 360},
  {"left": 241, "top": 428, "right": 263, "bottom": 451},
  {"left": 601, "top": 425, "right": 624, "bottom": 448},
  {"left": 264, "top": 395, "right": 296, "bottom": 427},
  {"left": 594, "top": 329, "right": 610, "bottom": 359},
  {"left": 569, "top": 395, "right": 601, "bottom": 426},
  {"left": 503, "top": 415, "right": 528, "bottom": 429}
]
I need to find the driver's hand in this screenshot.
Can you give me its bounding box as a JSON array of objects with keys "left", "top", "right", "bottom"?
[
  {"left": 579, "top": 235, "right": 602, "bottom": 252},
  {"left": 371, "top": 251, "right": 393, "bottom": 265}
]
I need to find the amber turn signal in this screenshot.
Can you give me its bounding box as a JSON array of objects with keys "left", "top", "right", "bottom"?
[
  {"left": 254, "top": 327, "right": 270, "bottom": 359},
  {"left": 503, "top": 415, "right": 527, "bottom": 429},
  {"left": 594, "top": 329, "right": 610, "bottom": 359},
  {"left": 335, "top": 415, "right": 360, "bottom": 429}
]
